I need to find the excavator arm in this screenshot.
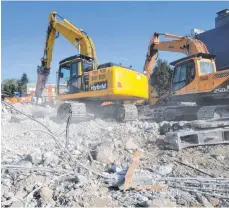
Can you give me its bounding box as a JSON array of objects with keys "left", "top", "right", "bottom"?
[
  {"left": 143, "top": 32, "right": 209, "bottom": 81},
  {"left": 35, "top": 11, "right": 98, "bottom": 98}
]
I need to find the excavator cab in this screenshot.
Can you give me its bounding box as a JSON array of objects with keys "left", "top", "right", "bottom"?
[
  {"left": 57, "top": 55, "right": 94, "bottom": 95},
  {"left": 170, "top": 53, "right": 217, "bottom": 94}
]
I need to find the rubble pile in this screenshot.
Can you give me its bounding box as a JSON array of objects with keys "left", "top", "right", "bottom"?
[{"left": 1, "top": 102, "right": 229, "bottom": 207}]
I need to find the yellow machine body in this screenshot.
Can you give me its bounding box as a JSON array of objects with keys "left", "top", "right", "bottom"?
[
  {"left": 56, "top": 61, "right": 149, "bottom": 102},
  {"left": 35, "top": 11, "right": 149, "bottom": 109}
]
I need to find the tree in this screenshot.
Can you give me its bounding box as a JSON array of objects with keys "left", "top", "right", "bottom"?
[
  {"left": 150, "top": 59, "right": 172, "bottom": 96},
  {"left": 18, "top": 73, "right": 29, "bottom": 96},
  {"left": 20, "top": 73, "right": 29, "bottom": 85},
  {"left": 1, "top": 73, "right": 29, "bottom": 97},
  {"left": 1, "top": 78, "right": 19, "bottom": 97}
]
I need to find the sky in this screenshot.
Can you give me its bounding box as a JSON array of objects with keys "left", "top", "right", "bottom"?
[{"left": 2, "top": 1, "right": 229, "bottom": 83}]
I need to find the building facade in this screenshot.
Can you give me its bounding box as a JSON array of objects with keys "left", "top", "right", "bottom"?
[
  {"left": 192, "top": 9, "right": 229, "bottom": 70},
  {"left": 26, "top": 83, "right": 67, "bottom": 100},
  {"left": 26, "top": 83, "right": 57, "bottom": 97}
]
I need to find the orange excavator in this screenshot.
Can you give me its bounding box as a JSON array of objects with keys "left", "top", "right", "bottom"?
[{"left": 143, "top": 32, "right": 229, "bottom": 121}]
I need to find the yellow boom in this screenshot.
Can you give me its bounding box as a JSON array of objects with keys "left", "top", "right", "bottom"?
[{"left": 35, "top": 11, "right": 98, "bottom": 98}]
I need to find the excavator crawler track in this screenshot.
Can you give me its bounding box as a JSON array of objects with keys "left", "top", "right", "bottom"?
[
  {"left": 197, "top": 105, "right": 229, "bottom": 120},
  {"left": 57, "top": 103, "right": 139, "bottom": 122},
  {"left": 153, "top": 106, "right": 198, "bottom": 123},
  {"left": 57, "top": 102, "right": 87, "bottom": 122},
  {"left": 116, "top": 104, "right": 138, "bottom": 122}
]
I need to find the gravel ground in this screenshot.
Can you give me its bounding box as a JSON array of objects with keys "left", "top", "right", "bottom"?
[{"left": 1, "top": 102, "right": 229, "bottom": 207}]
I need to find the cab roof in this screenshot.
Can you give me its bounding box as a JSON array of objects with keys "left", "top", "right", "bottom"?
[
  {"left": 59, "top": 55, "right": 135, "bottom": 71},
  {"left": 59, "top": 54, "right": 93, "bottom": 65},
  {"left": 170, "top": 53, "right": 216, "bottom": 66}
]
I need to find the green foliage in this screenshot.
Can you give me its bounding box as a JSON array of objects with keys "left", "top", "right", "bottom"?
[
  {"left": 18, "top": 73, "right": 29, "bottom": 96},
  {"left": 1, "top": 79, "right": 19, "bottom": 97},
  {"left": 20, "top": 73, "right": 29, "bottom": 85},
  {"left": 150, "top": 59, "right": 172, "bottom": 96},
  {"left": 1, "top": 73, "right": 29, "bottom": 97}
]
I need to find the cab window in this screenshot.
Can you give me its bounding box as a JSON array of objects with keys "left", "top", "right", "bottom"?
[
  {"left": 83, "top": 60, "right": 93, "bottom": 72},
  {"left": 188, "top": 61, "right": 195, "bottom": 81},
  {"left": 71, "top": 62, "right": 78, "bottom": 76},
  {"left": 172, "top": 60, "right": 195, "bottom": 91},
  {"left": 180, "top": 64, "right": 187, "bottom": 81},
  {"left": 173, "top": 66, "right": 181, "bottom": 83},
  {"left": 172, "top": 64, "right": 187, "bottom": 91},
  {"left": 200, "top": 61, "right": 214, "bottom": 75},
  {"left": 58, "top": 64, "right": 71, "bottom": 94}
]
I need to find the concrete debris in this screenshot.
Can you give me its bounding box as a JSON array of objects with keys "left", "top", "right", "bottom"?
[
  {"left": 150, "top": 198, "right": 177, "bottom": 207},
  {"left": 215, "top": 154, "right": 225, "bottom": 162},
  {"left": 125, "top": 138, "right": 139, "bottom": 150},
  {"left": 39, "top": 186, "right": 55, "bottom": 204},
  {"left": 94, "top": 140, "right": 118, "bottom": 164},
  {"left": 128, "top": 126, "right": 137, "bottom": 134},
  {"left": 2, "top": 179, "right": 12, "bottom": 188},
  {"left": 136, "top": 195, "right": 149, "bottom": 207},
  {"left": 25, "top": 149, "right": 43, "bottom": 165},
  {"left": 209, "top": 197, "right": 220, "bottom": 207},
  {"left": 11, "top": 199, "right": 24, "bottom": 208},
  {"left": 43, "top": 151, "right": 59, "bottom": 166},
  {"left": 164, "top": 127, "right": 229, "bottom": 150},
  {"left": 176, "top": 197, "right": 188, "bottom": 206},
  {"left": 155, "top": 164, "right": 174, "bottom": 176},
  {"left": 3, "top": 191, "right": 13, "bottom": 200},
  {"left": 201, "top": 196, "right": 214, "bottom": 207},
  {"left": 16, "top": 159, "right": 32, "bottom": 168},
  {"left": 175, "top": 192, "right": 198, "bottom": 206},
  {"left": 89, "top": 195, "right": 113, "bottom": 207},
  {"left": 1, "top": 103, "right": 229, "bottom": 207}
]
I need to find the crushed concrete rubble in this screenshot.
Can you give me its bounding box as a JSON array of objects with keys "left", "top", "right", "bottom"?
[{"left": 1, "top": 102, "right": 229, "bottom": 207}]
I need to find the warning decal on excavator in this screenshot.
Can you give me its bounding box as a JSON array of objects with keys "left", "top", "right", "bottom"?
[{"left": 90, "top": 81, "right": 108, "bottom": 91}]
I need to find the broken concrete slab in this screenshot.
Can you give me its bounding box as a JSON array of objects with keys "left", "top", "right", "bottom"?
[{"left": 164, "top": 127, "right": 229, "bottom": 150}]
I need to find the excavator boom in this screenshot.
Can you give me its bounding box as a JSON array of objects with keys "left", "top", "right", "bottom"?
[
  {"left": 35, "top": 11, "right": 98, "bottom": 99},
  {"left": 143, "top": 32, "right": 209, "bottom": 80}
]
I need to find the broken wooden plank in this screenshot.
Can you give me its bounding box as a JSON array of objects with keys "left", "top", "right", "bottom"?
[{"left": 124, "top": 151, "right": 142, "bottom": 191}]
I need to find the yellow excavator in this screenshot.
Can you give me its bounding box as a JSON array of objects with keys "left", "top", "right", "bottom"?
[
  {"left": 143, "top": 32, "right": 229, "bottom": 121},
  {"left": 34, "top": 11, "right": 148, "bottom": 121}
]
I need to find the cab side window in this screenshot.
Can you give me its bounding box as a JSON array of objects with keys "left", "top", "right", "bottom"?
[
  {"left": 172, "top": 64, "right": 187, "bottom": 91},
  {"left": 187, "top": 61, "right": 195, "bottom": 83},
  {"left": 172, "top": 60, "right": 195, "bottom": 91},
  {"left": 180, "top": 64, "right": 187, "bottom": 82},
  {"left": 71, "top": 62, "right": 78, "bottom": 77},
  {"left": 173, "top": 66, "right": 181, "bottom": 83}
]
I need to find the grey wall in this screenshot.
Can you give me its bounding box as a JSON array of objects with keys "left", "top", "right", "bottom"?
[
  {"left": 215, "top": 10, "right": 229, "bottom": 28},
  {"left": 196, "top": 23, "right": 229, "bottom": 70}
]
